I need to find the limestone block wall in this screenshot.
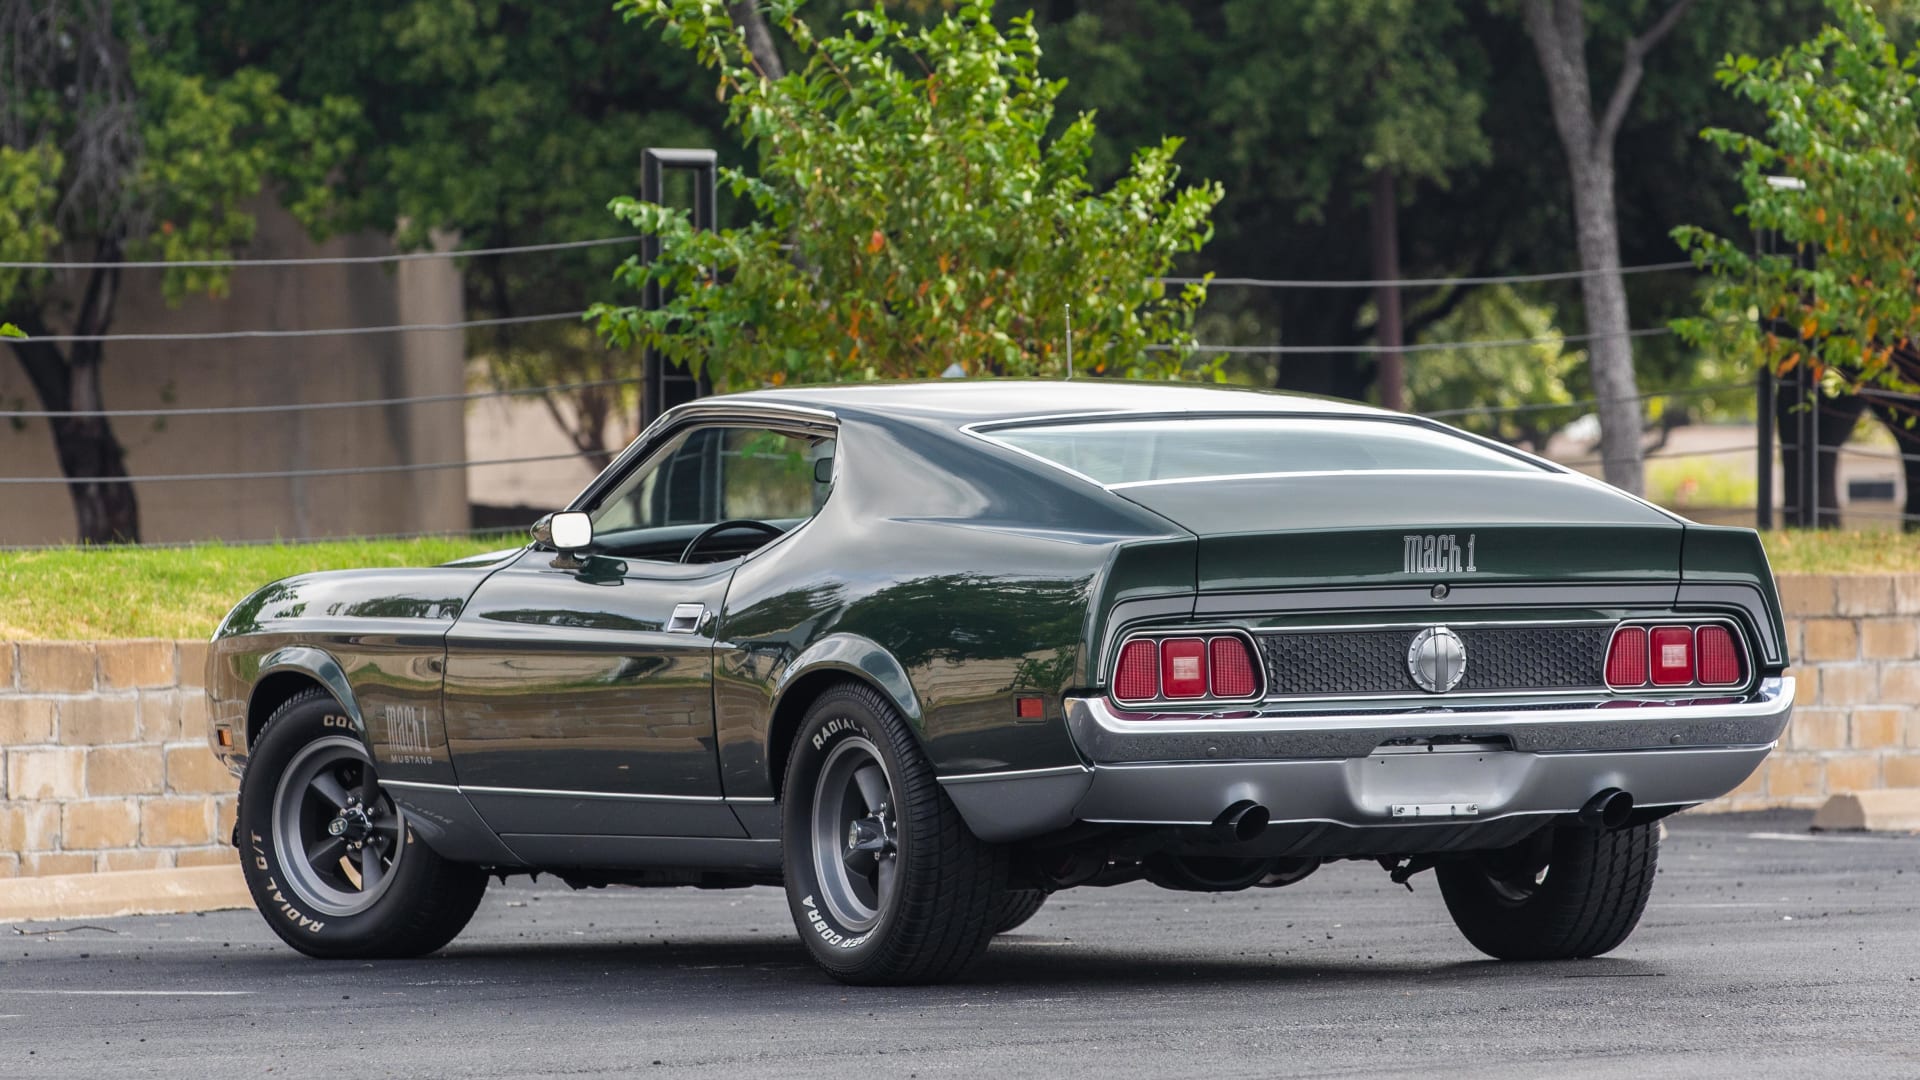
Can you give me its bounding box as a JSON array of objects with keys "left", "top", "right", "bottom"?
[
  {"left": 1703, "top": 574, "right": 1920, "bottom": 811},
  {"left": 0, "top": 642, "right": 235, "bottom": 878},
  {"left": 0, "top": 573, "right": 1915, "bottom": 878}
]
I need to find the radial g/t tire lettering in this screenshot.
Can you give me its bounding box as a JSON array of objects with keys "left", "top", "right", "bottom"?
[{"left": 238, "top": 688, "right": 488, "bottom": 959}]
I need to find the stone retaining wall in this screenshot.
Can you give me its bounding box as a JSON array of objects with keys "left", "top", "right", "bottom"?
[
  {"left": 1704, "top": 573, "right": 1920, "bottom": 812},
  {"left": 0, "top": 573, "right": 1916, "bottom": 877},
  {"left": 0, "top": 641, "right": 235, "bottom": 878}
]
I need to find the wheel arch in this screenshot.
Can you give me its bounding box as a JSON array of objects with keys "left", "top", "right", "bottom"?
[
  {"left": 246, "top": 646, "right": 365, "bottom": 752},
  {"left": 764, "top": 635, "right": 923, "bottom": 797}
]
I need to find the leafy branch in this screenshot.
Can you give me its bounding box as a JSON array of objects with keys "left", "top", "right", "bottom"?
[{"left": 591, "top": 0, "right": 1223, "bottom": 388}]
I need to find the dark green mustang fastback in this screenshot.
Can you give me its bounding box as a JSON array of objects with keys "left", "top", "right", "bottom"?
[{"left": 207, "top": 381, "right": 1793, "bottom": 984}]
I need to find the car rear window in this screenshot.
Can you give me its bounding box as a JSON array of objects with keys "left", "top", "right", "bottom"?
[{"left": 982, "top": 416, "right": 1539, "bottom": 486}]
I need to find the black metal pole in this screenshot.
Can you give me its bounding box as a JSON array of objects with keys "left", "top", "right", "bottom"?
[
  {"left": 640, "top": 148, "right": 720, "bottom": 429},
  {"left": 1756, "top": 363, "right": 1773, "bottom": 530}
]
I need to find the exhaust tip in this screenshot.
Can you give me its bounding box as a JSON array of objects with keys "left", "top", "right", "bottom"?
[
  {"left": 1579, "top": 788, "right": 1634, "bottom": 830},
  {"left": 1214, "top": 800, "right": 1270, "bottom": 843}
]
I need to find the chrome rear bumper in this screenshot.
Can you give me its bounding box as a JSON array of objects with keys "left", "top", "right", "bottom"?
[{"left": 941, "top": 678, "right": 1793, "bottom": 844}]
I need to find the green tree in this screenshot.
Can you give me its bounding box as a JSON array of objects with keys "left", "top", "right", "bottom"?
[
  {"left": 1204, "top": 1, "right": 1489, "bottom": 411},
  {"left": 1674, "top": 0, "right": 1918, "bottom": 397},
  {"left": 1673, "top": 0, "right": 1920, "bottom": 526},
  {"left": 592, "top": 0, "right": 1222, "bottom": 385},
  {"left": 204, "top": 0, "right": 735, "bottom": 469},
  {"left": 0, "top": 0, "right": 349, "bottom": 542}
]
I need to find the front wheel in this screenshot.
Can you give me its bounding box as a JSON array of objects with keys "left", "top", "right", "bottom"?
[
  {"left": 1436, "top": 822, "right": 1659, "bottom": 961},
  {"left": 780, "top": 682, "right": 1007, "bottom": 985},
  {"left": 238, "top": 688, "right": 488, "bottom": 958}
]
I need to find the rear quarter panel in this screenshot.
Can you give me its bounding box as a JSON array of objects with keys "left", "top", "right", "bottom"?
[{"left": 712, "top": 414, "right": 1188, "bottom": 795}]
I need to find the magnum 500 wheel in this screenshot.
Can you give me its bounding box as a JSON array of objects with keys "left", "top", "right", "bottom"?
[
  {"left": 780, "top": 682, "right": 1007, "bottom": 985},
  {"left": 238, "top": 688, "right": 487, "bottom": 958},
  {"left": 1436, "top": 822, "right": 1659, "bottom": 961}
]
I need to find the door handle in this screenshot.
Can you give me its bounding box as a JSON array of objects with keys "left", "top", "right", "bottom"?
[{"left": 667, "top": 603, "right": 706, "bottom": 634}]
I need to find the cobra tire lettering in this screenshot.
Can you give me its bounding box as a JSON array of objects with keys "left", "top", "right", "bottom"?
[{"left": 801, "top": 894, "right": 868, "bottom": 950}]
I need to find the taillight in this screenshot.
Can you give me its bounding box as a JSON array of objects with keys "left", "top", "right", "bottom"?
[
  {"left": 1608, "top": 622, "right": 1746, "bottom": 691},
  {"left": 1649, "top": 626, "right": 1694, "bottom": 685},
  {"left": 1605, "top": 626, "right": 1649, "bottom": 687},
  {"left": 1210, "top": 636, "right": 1258, "bottom": 697},
  {"left": 1695, "top": 625, "right": 1742, "bottom": 686},
  {"left": 1111, "top": 632, "right": 1262, "bottom": 705},
  {"left": 1115, "top": 639, "right": 1159, "bottom": 701},
  {"left": 1159, "top": 638, "right": 1208, "bottom": 698}
]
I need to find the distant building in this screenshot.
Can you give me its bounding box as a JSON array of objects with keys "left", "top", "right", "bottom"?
[{"left": 0, "top": 199, "right": 468, "bottom": 546}]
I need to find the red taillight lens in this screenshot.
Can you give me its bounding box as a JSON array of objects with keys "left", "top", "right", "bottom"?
[
  {"left": 1160, "top": 638, "right": 1208, "bottom": 698},
  {"left": 1115, "top": 639, "right": 1159, "bottom": 701},
  {"left": 1649, "top": 626, "right": 1695, "bottom": 685},
  {"left": 1696, "top": 626, "right": 1742, "bottom": 686},
  {"left": 1209, "top": 636, "right": 1258, "bottom": 698},
  {"left": 1606, "top": 626, "right": 1649, "bottom": 687}
]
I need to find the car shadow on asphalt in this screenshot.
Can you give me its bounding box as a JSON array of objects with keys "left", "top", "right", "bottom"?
[{"left": 402, "top": 936, "right": 1668, "bottom": 992}]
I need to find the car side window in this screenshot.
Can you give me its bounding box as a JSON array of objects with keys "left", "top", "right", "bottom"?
[{"left": 587, "top": 425, "right": 835, "bottom": 562}]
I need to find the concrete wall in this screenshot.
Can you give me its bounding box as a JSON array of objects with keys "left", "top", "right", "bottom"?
[
  {"left": 0, "top": 573, "right": 1914, "bottom": 878},
  {"left": 0, "top": 200, "right": 468, "bottom": 545}
]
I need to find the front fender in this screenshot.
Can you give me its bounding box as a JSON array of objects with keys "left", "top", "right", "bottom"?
[{"left": 254, "top": 645, "right": 366, "bottom": 736}]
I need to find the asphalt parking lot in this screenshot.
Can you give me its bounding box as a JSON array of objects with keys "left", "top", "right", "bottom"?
[{"left": 1, "top": 809, "right": 1914, "bottom": 1080}]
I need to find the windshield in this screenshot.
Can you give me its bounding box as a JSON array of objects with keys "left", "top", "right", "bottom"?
[{"left": 983, "top": 416, "right": 1539, "bottom": 487}]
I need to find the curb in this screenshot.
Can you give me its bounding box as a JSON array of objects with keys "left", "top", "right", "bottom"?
[
  {"left": 1812, "top": 789, "right": 1920, "bottom": 833},
  {"left": 0, "top": 864, "right": 250, "bottom": 924}
]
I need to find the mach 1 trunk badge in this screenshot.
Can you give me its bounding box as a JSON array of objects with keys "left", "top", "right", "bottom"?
[{"left": 1408, "top": 625, "right": 1468, "bottom": 693}]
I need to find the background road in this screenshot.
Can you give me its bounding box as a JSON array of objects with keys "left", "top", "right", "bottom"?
[{"left": 1, "top": 810, "right": 1915, "bottom": 1080}]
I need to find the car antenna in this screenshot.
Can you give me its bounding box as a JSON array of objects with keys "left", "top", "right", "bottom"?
[{"left": 1064, "top": 304, "right": 1073, "bottom": 380}]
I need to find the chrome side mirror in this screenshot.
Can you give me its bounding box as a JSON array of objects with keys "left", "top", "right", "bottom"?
[{"left": 530, "top": 511, "right": 594, "bottom": 552}]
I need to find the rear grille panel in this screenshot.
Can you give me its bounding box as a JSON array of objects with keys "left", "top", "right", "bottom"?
[{"left": 1255, "top": 625, "right": 1611, "bottom": 698}]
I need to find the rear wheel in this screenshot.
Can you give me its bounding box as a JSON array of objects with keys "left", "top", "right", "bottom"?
[
  {"left": 990, "top": 889, "right": 1048, "bottom": 935},
  {"left": 1436, "top": 822, "right": 1659, "bottom": 960},
  {"left": 238, "top": 688, "right": 488, "bottom": 958},
  {"left": 780, "top": 682, "right": 1007, "bottom": 985}
]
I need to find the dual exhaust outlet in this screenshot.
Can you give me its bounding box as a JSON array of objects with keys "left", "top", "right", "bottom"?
[{"left": 1206, "top": 787, "right": 1635, "bottom": 841}]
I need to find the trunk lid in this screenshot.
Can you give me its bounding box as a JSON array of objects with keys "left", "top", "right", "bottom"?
[{"left": 1110, "top": 471, "right": 1683, "bottom": 592}]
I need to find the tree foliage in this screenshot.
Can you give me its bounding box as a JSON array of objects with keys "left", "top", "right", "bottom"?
[
  {"left": 0, "top": 0, "right": 352, "bottom": 542},
  {"left": 591, "top": 0, "right": 1223, "bottom": 386},
  {"left": 1673, "top": 0, "right": 1920, "bottom": 402}
]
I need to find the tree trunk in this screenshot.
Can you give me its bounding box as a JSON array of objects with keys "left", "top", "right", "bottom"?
[
  {"left": 1566, "top": 161, "right": 1642, "bottom": 495},
  {"left": 8, "top": 261, "right": 143, "bottom": 544},
  {"left": 1370, "top": 167, "right": 1405, "bottom": 413},
  {"left": 727, "top": 1, "right": 784, "bottom": 81},
  {"left": 1523, "top": 0, "right": 1694, "bottom": 497}
]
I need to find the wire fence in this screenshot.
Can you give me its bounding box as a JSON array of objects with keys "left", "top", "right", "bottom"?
[{"left": 2, "top": 238, "right": 1911, "bottom": 545}]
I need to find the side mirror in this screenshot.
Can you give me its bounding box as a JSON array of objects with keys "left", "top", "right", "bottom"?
[
  {"left": 530, "top": 511, "right": 594, "bottom": 552},
  {"left": 813, "top": 456, "right": 834, "bottom": 484}
]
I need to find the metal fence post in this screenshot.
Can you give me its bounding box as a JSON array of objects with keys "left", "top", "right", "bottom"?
[
  {"left": 640, "top": 148, "right": 719, "bottom": 429},
  {"left": 1755, "top": 364, "right": 1773, "bottom": 531}
]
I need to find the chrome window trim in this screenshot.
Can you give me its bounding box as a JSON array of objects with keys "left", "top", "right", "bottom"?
[{"left": 1106, "top": 467, "right": 1554, "bottom": 491}]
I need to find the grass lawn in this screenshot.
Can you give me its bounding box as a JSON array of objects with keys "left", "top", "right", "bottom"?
[
  {"left": 0, "top": 537, "right": 511, "bottom": 642},
  {"left": 0, "top": 529, "right": 1913, "bottom": 641}
]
